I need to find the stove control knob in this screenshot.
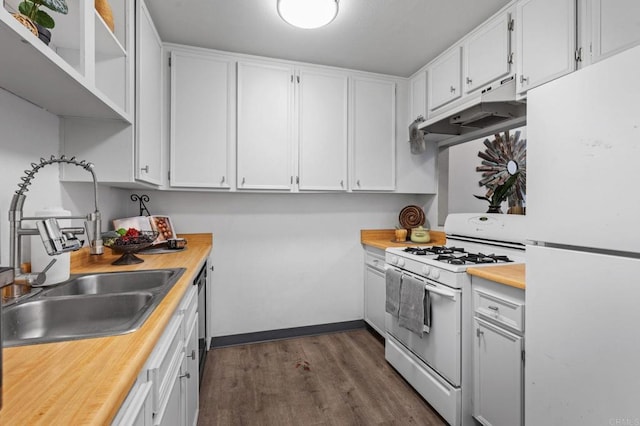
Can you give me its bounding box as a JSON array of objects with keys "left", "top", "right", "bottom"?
[
  {"left": 390, "top": 256, "right": 398, "bottom": 265},
  {"left": 398, "top": 258, "right": 405, "bottom": 267},
  {"left": 431, "top": 269, "right": 441, "bottom": 279},
  {"left": 422, "top": 266, "right": 431, "bottom": 277}
]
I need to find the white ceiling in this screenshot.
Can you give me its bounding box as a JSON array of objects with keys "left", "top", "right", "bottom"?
[{"left": 146, "top": 0, "right": 511, "bottom": 77}]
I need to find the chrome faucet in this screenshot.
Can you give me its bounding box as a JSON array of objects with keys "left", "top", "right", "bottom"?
[{"left": 2, "top": 155, "right": 104, "bottom": 301}]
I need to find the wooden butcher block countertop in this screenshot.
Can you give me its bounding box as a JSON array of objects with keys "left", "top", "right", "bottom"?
[
  {"left": 0, "top": 233, "right": 213, "bottom": 425},
  {"left": 360, "top": 229, "right": 446, "bottom": 250},
  {"left": 466, "top": 264, "right": 526, "bottom": 290}
]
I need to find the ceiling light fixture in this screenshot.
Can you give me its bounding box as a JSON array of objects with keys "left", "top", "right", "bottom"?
[{"left": 277, "top": 0, "right": 339, "bottom": 29}]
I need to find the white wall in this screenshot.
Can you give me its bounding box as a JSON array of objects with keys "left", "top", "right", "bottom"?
[
  {"left": 0, "top": 88, "right": 130, "bottom": 266},
  {"left": 120, "top": 190, "right": 428, "bottom": 337},
  {"left": 447, "top": 126, "right": 526, "bottom": 214}
]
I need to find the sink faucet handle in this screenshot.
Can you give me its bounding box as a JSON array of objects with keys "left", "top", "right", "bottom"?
[
  {"left": 31, "top": 258, "right": 57, "bottom": 286},
  {"left": 36, "top": 218, "right": 82, "bottom": 255}
]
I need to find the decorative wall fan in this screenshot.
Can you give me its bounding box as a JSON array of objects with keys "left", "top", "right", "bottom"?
[{"left": 475, "top": 130, "right": 526, "bottom": 212}]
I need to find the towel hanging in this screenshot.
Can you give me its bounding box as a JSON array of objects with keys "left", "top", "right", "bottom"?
[{"left": 408, "top": 116, "right": 427, "bottom": 154}]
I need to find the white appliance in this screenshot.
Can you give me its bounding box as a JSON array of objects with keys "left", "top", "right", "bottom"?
[
  {"left": 384, "top": 213, "right": 526, "bottom": 426},
  {"left": 525, "top": 45, "right": 640, "bottom": 425}
]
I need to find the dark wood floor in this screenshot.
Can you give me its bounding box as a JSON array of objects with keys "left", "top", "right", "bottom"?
[{"left": 198, "top": 329, "right": 446, "bottom": 425}]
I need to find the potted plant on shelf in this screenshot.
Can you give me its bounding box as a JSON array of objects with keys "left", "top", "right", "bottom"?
[
  {"left": 474, "top": 172, "right": 520, "bottom": 214},
  {"left": 13, "top": 0, "right": 68, "bottom": 45}
]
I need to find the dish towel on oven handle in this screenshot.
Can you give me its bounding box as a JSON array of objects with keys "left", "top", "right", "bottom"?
[
  {"left": 385, "top": 267, "right": 402, "bottom": 317},
  {"left": 399, "top": 274, "right": 430, "bottom": 336}
]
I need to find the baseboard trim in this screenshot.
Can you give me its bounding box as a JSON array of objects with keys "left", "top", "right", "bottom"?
[{"left": 211, "top": 320, "right": 367, "bottom": 348}]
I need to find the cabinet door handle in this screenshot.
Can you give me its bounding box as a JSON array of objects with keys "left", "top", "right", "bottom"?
[
  {"left": 450, "top": 86, "right": 456, "bottom": 93},
  {"left": 519, "top": 75, "right": 529, "bottom": 84},
  {"left": 340, "top": 180, "right": 344, "bottom": 188},
  {"left": 220, "top": 176, "right": 225, "bottom": 184},
  {"left": 179, "top": 372, "right": 191, "bottom": 379},
  {"left": 141, "top": 165, "right": 149, "bottom": 173},
  {"left": 187, "top": 350, "right": 196, "bottom": 360},
  {"left": 476, "top": 328, "right": 484, "bottom": 338},
  {"left": 466, "top": 77, "right": 472, "bottom": 85},
  {"left": 241, "top": 177, "right": 246, "bottom": 185},
  {"left": 356, "top": 179, "right": 361, "bottom": 187}
]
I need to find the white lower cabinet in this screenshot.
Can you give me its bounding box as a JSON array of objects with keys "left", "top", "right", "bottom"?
[
  {"left": 472, "top": 277, "right": 525, "bottom": 426},
  {"left": 181, "top": 286, "right": 200, "bottom": 426},
  {"left": 363, "top": 246, "right": 386, "bottom": 336},
  {"left": 112, "top": 378, "right": 154, "bottom": 426},
  {"left": 112, "top": 284, "right": 199, "bottom": 426}
]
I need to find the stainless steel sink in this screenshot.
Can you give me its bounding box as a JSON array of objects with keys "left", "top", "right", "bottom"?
[
  {"left": 42, "top": 269, "right": 179, "bottom": 297},
  {"left": 2, "top": 268, "right": 185, "bottom": 347}
]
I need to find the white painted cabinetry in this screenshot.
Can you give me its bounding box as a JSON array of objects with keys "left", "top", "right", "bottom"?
[
  {"left": 464, "top": 10, "right": 513, "bottom": 94},
  {"left": 136, "top": 0, "right": 163, "bottom": 185},
  {"left": 428, "top": 47, "right": 462, "bottom": 111},
  {"left": 112, "top": 282, "right": 200, "bottom": 426},
  {"left": 61, "top": 0, "right": 161, "bottom": 186},
  {"left": 169, "top": 49, "right": 234, "bottom": 189},
  {"left": 516, "top": 0, "right": 576, "bottom": 95},
  {"left": 584, "top": 0, "right": 640, "bottom": 65},
  {"left": 297, "top": 67, "right": 349, "bottom": 191},
  {"left": 0, "top": 0, "right": 132, "bottom": 120},
  {"left": 363, "top": 246, "right": 386, "bottom": 336},
  {"left": 408, "top": 70, "right": 427, "bottom": 124},
  {"left": 237, "top": 60, "right": 294, "bottom": 190},
  {"left": 350, "top": 75, "right": 396, "bottom": 191},
  {"left": 472, "top": 277, "right": 525, "bottom": 426},
  {"left": 237, "top": 61, "right": 350, "bottom": 191}
]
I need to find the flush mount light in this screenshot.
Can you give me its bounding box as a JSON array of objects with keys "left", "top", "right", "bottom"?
[{"left": 277, "top": 0, "right": 339, "bottom": 29}]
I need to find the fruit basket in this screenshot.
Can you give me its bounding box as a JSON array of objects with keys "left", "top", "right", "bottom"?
[{"left": 104, "top": 229, "right": 158, "bottom": 265}]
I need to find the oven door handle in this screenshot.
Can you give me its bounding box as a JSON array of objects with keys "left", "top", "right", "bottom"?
[{"left": 424, "top": 284, "right": 457, "bottom": 300}]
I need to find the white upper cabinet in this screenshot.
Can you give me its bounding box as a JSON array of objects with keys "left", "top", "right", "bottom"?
[
  {"left": 237, "top": 60, "right": 294, "bottom": 190},
  {"left": 135, "top": 0, "right": 163, "bottom": 185},
  {"left": 586, "top": 0, "right": 640, "bottom": 65},
  {"left": 350, "top": 76, "right": 396, "bottom": 191},
  {"left": 297, "top": 67, "right": 348, "bottom": 191},
  {"left": 170, "top": 49, "right": 234, "bottom": 189},
  {"left": 428, "top": 46, "right": 462, "bottom": 111},
  {"left": 409, "top": 70, "right": 427, "bottom": 123},
  {"left": 464, "top": 9, "right": 513, "bottom": 94},
  {"left": 516, "top": 0, "right": 576, "bottom": 95},
  {"left": 0, "top": 0, "right": 132, "bottom": 120}
]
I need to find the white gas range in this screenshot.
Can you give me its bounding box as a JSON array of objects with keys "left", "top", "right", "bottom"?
[{"left": 384, "top": 213, "right": 526, "bottom": 426}]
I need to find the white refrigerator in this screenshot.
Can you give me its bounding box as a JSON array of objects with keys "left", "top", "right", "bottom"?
[{"left": 525, "top": 45, "right": 640, "bottom": 425}]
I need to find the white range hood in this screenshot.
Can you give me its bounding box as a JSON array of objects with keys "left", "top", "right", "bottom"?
[{"left": 419, "top": 77, "right": 526, "bottom": 148}]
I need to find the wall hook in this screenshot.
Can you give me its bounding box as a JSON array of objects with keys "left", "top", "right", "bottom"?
[{"left": 131, "top": 194, "right": 151, "bottom": 216}]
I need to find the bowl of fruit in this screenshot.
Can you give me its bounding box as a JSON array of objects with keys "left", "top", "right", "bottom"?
[{"left": 104, "top": 228, "right": 159, "bottom": 265}]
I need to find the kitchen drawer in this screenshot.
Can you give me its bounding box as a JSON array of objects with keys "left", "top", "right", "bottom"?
[
  {"left": 178, "top": 284, "right": 198, "bottom": 337},
  {"left": 112, "top": 378, "right": 153, "bottom": 426},
  {"left": 146, "top": 314, "right": 184, "bottom": 416},
  {"left": 474, "top": 288, "right": 525, "bottom": 332},
  {"left": 365, "top": 247, "right": 385, "bottom": 270}
]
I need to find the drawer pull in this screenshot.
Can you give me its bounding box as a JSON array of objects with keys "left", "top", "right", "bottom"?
[
  {"left": 179, "top": 372, "right": 191, "bottom": 379},
  {"left": 187, "top": 350, "right": 196, "bottom": 360},
  {"left": 488, "top": 305, "right": 499, "bottom": 311}
]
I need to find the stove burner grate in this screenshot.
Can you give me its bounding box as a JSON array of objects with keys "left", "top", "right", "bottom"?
[
  {"left": 434, "top": 252, "right": 514, "bottom": 265},
  {"left": 403, "top": 246, "right": 467, "bottom": 256}
]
